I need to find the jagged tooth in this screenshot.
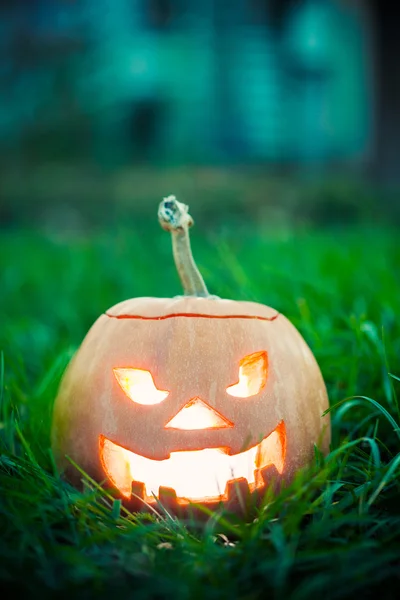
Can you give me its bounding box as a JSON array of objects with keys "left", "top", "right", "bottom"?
[
  {"left": 128, "top": 481, "right": 146, "bottom": 510},
  {"left": 158, "top": 486, "right": 178, "bottom": 513},
  {"left": 131, "top": 481, "right": 146, "bottom": 499},
  {"left": 225, "top": 477, "right": 251, "bottom": 511},
  {"left": 260, "top": 464, "right": 281, "bottom": 494}
]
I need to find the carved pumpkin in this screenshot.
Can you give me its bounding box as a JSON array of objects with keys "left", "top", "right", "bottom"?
[{"left": 52, "top": 197, "right": 330, "bottom": 514}]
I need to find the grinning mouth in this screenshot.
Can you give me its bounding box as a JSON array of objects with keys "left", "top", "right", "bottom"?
[{"left": 99, "top": 421, "right": 286, "bottom": 504}]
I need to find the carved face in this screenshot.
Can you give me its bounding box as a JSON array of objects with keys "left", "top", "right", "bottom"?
[
  {"left": 101, "top": 350, "right": 286, "bottom": 503},
  {"left": 52, "top": 297, "right": 330, "bottom": 512}
]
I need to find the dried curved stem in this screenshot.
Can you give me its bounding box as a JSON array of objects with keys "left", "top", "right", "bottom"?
[{"left": 158, "top": 195, "right": 209, "bottom": 297}]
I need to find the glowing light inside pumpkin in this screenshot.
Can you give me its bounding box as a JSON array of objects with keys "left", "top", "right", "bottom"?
[
  {"left": 113, "top": 368, "right": 169, "bottom": 405},
  {"left": 99, "top": 421, "right": 285, "bottom": 502},
  {"left": 226, "top": 351, "right": 268, "bottom": 398},
  {"left": 165, "top": 397, "right": 233, "bottom": 430}
]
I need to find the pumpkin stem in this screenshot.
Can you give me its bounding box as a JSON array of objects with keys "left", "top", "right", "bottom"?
[{"left": 158, "top": 195, "right": 209, "bottom": 297}]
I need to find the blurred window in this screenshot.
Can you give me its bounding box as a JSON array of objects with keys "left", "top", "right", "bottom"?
[
  {"left": 145, "top": 0, "right": 174, "bottom": 30},
  {"left": 250, "top": 0, "right": 269, "bottom": 24},
  {"left": 250, "top": 0, "right": 298, "bottom": 29}
]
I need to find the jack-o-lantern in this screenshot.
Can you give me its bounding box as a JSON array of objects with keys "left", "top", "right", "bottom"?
[{"left": 52, "top": 196, "right": 330, "bottom": 514}]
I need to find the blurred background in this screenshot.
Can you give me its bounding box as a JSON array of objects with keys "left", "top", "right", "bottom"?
[
  {"left": 0, "top": 0, "right": 399, "bottom": 230},
  {"left": 1, "top": 0, "right": 400, "bottom": 474}
]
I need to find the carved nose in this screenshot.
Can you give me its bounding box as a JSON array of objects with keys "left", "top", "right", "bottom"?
[{"left": 165, "top": 397, "right": 233, "bottom": 430}]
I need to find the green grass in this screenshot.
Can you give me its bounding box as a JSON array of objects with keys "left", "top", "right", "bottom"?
[{"left": 1, "top": 220, "right": 400, "bottom": 599}]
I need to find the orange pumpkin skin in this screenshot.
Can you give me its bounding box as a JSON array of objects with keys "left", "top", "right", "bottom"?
[{"left": 52, "top": 295, "right": 330, "bottom": 514}]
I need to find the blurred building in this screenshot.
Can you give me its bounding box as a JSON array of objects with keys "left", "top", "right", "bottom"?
[{"left": 0, "top": 0, "right": 397, "bottom": 180}]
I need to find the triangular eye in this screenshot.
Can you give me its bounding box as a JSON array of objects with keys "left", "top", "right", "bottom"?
[
  {"left": 114, "top": 368, "right": 169, "bottom": 405},
  {"left": 226, "top": 351, "right": 268, "bottom": 398}
]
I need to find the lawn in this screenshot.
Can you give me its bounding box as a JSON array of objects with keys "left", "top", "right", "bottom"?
[{"left": 1, "top": 217, "right": 400, "bottom": 599}]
